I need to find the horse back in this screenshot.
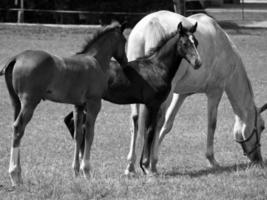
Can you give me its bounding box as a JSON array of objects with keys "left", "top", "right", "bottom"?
[{"left": 12, "top": 50, "right": 107, "bottom": 104}]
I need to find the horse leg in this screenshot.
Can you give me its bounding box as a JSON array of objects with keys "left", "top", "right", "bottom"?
[
  {"left": 205, "top": 90, "right": 223, "bottom": 168},
  {"left": 64, "top": 111, "right": 86, "bottom": 159},
  {"left": 148, "top": 107, "right": 165, "bottom": 174},
  {"left": 80, "top": 99, "right": 101, "bottom": 179},
  {"left": 125, "top": 104, "right": 139, "bottom": 176},
  {"left": 159, "top": 93, "right": 187, "bottom": 145},
  {"left": 140, "top": 106, "right": 159, "bottom": 175},
  {"left": 72, "top": 105, "right": 84, "bottom": 177},
  {"left": 9, "top": 97, "right": 39, "bottom": 186}
]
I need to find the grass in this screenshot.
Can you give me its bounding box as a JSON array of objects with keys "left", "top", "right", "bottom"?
[{"left": 0, "top": 24, "right": 267, "bottom": 199}]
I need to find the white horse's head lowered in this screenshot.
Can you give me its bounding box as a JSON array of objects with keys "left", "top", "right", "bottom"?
[
  {"left": 176, "top": 22, "right": 202, "bottom": 69},
  {"left": 235, "top": 104, "right": 267, "bottom": 166}
]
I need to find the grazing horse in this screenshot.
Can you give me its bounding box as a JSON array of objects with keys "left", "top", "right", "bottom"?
[
  {"left": 0, "top": 23, "right": 127, "bottom": 186},
  {"left": 126, "top": 10, "right": 267, "bottom": 175},
  {"left": 64, "top": 21, "right": 201, "bottom": 175}
]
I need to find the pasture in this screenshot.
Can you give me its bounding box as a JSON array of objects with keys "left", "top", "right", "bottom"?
[{"left": 0, "top": 24, "right": 267, "bottom": 199}]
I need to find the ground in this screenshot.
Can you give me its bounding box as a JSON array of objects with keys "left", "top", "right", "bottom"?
[{"left": 0, "top": 23, "right": 267, "bottom": 199}]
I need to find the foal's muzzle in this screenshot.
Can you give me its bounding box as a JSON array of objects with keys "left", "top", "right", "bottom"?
[
  {"left": 194, "top": 58, "right": 202, "bottom": 69},
  {"left": 186, "top": 55, "right": 202, "bottom": 70}
]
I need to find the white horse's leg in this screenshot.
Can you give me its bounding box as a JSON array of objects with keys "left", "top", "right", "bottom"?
[
  {"left": 125, "top": 104, "right": 139, "bottom": 175},
  {"left": 205, "top": 90, "right": 223, "bottom": 168},
  {"left": 72, "top": 105, "right": 84, "bottom": 177},
  {"left": 158, "top": 93, "right": 187, "bottom": 145},
  {"left": 9, "top": 99, "right": 38, "bottom": 186},
  {"left": 80, "top": 99, "right": 101, "bottom": 179}
]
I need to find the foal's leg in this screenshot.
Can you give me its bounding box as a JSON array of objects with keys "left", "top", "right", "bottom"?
[
  {"left": 80, "top": 99, "right": 101, "bottom": 179},
  {"left": 158, "top": 93, "right": 187, "bottom": 145},
  {"left": 205, "top": 90, "right": 223, "bottom": 168},
  {"left": 125, "top": 104, "right": 139, "bottom": 175},
  {"left": 140, "top": 106, "right": 159, "bottom": 175},
  {"left": 72, "top": 105, "right": 84, "bottom": 176},
  {"left": 9, "top": 97, "right": 39, "bottom": 186}
]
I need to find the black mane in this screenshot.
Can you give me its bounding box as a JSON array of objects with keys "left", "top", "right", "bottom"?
[
  {"left": 139, "top": 31, "right": 178, "bottom": 60},
  {"left": 77, "top": 24, "right": 120, "bottom": 54}
]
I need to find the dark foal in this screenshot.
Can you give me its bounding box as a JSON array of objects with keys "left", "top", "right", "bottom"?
[{"left": 64, "top": 22, "right": 202, "bottom": 175}]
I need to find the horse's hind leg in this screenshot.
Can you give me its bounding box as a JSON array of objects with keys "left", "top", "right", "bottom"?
[
  {"left": 80, "top": 99, "right": 101, "bottom": 179},
  {"left": 9, "top": 97, "right": 39, "bottom": 186},
  {"left": 205, "top": 89, "right": 223, "bottom": 168},
  {"left": 72, "top": 105, "right": 84, "bottom": 177},
  {"left": 125, "top": 104, "right": 139, "bottom": 176}
]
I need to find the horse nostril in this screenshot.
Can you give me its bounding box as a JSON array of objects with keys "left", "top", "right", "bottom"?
[{"left": 194, "top": 59, "right": 202, "bottom": 69}]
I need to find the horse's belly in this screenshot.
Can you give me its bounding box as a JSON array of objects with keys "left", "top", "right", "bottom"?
[{"left": 43, "top": 86, "right": 88, "bottom": 104}]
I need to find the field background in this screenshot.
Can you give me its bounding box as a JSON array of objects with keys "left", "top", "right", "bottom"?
[{"left": 0, "top": 24, "right": 267, "bottom": 199}]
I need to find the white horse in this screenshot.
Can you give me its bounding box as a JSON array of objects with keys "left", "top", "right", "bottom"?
[{"left": 125, "top": 10, "right": 267, "bottom": 175}]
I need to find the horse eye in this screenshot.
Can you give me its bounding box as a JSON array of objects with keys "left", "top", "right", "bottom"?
[{"left": 261, "top": 125, "right": 265, "bottom": 131}]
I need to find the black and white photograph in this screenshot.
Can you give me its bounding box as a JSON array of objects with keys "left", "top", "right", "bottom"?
[{"left": 0, "top": 0, "right": 266, "bottom": 199}]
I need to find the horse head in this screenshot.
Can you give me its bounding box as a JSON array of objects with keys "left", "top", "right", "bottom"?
[
  {"left": 235, "top": 104, "right": 267, "bottom": 167},
  {"left": 109, "top": 22, "right": 128, "bottom": 66},
  {"left": 176, "top": 22, "right": 202, "bottom": 69}
]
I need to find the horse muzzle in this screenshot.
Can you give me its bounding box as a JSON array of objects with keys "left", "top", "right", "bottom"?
[
  {"left": 185, "top": 51, "right": 202, "bottom": 70},
  {"left": 193, "top": 58, "right": 202, "bottom": 69}
]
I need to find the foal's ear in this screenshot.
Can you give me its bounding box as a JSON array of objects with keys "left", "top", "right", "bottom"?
[
  {"left": 120, "top": 22, "right": 127, "bottom": 33},
  {"left": 190, "top": 22, "right": 198, "bottom": 33},
  {"left": 177, "top": 22, "right": 184, "bottom": 35},
  {"left": 260, "top": 103, "right": 267, "bottom": 113}
]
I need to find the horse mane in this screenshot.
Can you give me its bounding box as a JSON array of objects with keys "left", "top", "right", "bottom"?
[
  {"left": 77, "top": 23, "right": 120, "bottom": 54},
  {"left": 139, "top": 18, "right": 178, "bottom": 60},
  {"left": 147, "top": 32, "right": 177, "bottom": 56}
]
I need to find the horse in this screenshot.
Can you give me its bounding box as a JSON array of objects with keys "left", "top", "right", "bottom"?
[
  {"left": 0, "top": 22, "right": 128, "bottom": 187},
  {"left": 64, "top": 21, "right": 202, "bottom": 175},
  {"left": 126, "top": 10, "right": 267, "bottom": 175}
]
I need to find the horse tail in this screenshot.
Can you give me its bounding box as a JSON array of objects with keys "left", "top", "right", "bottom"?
[
  {"left": 3, "top": 58, "right": 21, "bottom": 112},
  {"left": 144, "top": 18, "right": 166, "bottom": 54}
]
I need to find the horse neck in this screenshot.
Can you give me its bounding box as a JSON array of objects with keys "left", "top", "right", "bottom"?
[
  {"left": 84, "top": 36, "right": 115, "bottom": 70},
  {"left": 152, "top": 35, "right": 183, "bottom": 82},
  {"left": 225, "top": 63, "right": 256, "bottom": 128}
]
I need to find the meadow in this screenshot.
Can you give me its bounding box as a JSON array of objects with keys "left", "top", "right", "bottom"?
[{"left": 0, "top": 24, "right": 267, "bottom": 199}]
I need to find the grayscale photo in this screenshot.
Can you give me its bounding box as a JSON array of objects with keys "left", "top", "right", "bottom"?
[{"left": 0, "top": 0, "right": 266, "bottom": 199}]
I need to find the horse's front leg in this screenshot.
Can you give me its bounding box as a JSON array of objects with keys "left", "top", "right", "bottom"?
[
  {"left": 140, "top": 106, "right": 159, "bottom": 175},
  {"left": 72, "top": 105, "right": 84, "bottom": 177},
  {"left": 159, "top": 93, "right": 187, "bottom": 144},
  {"left": 80, "top": 99, "right": 101, "bottom": 179},
  {"left": 205, "top": 90, "right": 223, "bottom": 168},
  {"left": 125, "top": 104, "right": 139, "bottom": 176}
]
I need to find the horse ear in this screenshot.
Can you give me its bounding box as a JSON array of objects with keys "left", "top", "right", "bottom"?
[
  {"left": 177, "top": 22, "right": 183, "bottom": 34},
  {"left": 190, "top": 22, "right": 198, "bottom": 33},
  {"left": 260, "top": 103, "right": 267, "bottom": 113},
  {"left": 120, "top": 21, "right": 127, "bottom": 33}
]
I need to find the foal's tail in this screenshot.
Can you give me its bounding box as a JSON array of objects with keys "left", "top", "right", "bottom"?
[{"left": 1, "top": 58, "right": 21, "bottom": 112}]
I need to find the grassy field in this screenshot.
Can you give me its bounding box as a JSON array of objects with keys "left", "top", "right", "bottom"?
[{"left": 0, "top": 24, "right": 267, "bottom": 200}]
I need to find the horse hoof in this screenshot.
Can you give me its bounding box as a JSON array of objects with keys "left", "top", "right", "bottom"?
[
  {"left": 82, "top": 171, "right": 91, "bottom": 179},
  {"left": 124, "top": 164, "right": 136, "bottom": 177},
  {"left": 146, "top": 173, "right": 159, "bottom": 183},
  {"left": 10, "top": 171, "right": 23, "bottom": 187},
  {"left": 206, "top": 155, "right": 220, "bottom": 168},
  {"left": 124, "top": 170, "right": 136, "bottom": 178},
  {"left": 80, "top": 162, "right": 91, "bottom": 179}
]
